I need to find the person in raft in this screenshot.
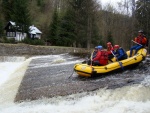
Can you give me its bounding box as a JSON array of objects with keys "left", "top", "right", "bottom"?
[
  {"left": 113, "top": 45, "right": 127, "bottom": 61},
  {"left": 87, "top": 46, "right": 101, "bottom": 65},
  {"left": 88, "top": 45, "right": 108, "bottom": 66},
  {"left": 129, "top": 30, "right": 148, "bottom": 57},
  {"left": 107, "top": 42, "right": 114, "bottom": 62}
]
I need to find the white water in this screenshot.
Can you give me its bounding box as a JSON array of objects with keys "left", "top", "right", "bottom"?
[{"left": 0, "top": 56, "right": 150, "bottom": 113}]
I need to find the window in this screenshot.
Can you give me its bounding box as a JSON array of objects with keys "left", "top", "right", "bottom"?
[
  {"left": 7, "top": 32, "right": 10, "bottom": 37},
  {"left": 13, "top": 32, "right": 15, "bottom": 37},
  {"left": 10, "top": 32, "right": 12, "bottom": 37}
]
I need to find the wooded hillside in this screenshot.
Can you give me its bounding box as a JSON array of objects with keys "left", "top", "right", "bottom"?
[{"left": 0, "top": 0, "right": 149, "bottom": 49}]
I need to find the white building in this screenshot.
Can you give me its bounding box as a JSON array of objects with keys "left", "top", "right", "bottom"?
[
  {"left": 4, "top": 21, "right": 42, "bottom": 41},
  {"left": 4, "top": 21, "right": 27, "bottom": 41},
  {"left": 29, "top": 25, "right": 42, "bottom": 39}
]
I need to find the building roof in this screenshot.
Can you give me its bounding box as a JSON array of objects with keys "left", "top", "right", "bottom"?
[
  {"left": 5, "top": 21, "right": 42, "bottom": 35},
  {"left": 4, "top": 21, "right": 16, "bottom": 30},
  {"left": 29, "top": 25, "right": 42, "bottom": 34},
  {"left": 9, "top": 21, "right": 16, "bottom": 26}
]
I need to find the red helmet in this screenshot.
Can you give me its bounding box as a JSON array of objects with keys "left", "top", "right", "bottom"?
[
  {"left": 107, "top": 42, "right": 112, "bottom": 46},
  {"left": 114, "top": 45, "right": 120, "bottom": 49}
]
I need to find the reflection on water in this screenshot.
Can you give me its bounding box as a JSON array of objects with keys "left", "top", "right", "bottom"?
[{"left": 0, "top": 55, "right": 150, "bottom": 113}]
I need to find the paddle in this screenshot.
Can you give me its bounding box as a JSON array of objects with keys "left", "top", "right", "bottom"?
[
  {"left": 132, "top": 40, "right": 143, "bottom": 46},
  {"left": 111, "top": 51, "right": 124, "bottom": 70},
  {"left": 68, "top": 69, "right": 74, "bottom": 79},
  {"left": 90, "top": 51, "right": 94, "bottom": 66},
  {"left": 69, "top": 51, "right": 94, "bottom": 79}
]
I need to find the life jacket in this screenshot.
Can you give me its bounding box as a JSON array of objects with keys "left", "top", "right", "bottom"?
[
  {"left": 135, "top": 36, "right": 147, "bottom": 46},
  {"left": 99, "top": 50, "right": 108, "bottom": 65},
  {"left": 107, "top": 45, "right": 114, "bottom": 55},
  {"left": 92, "top": 50, "right": 101, "bottom": 61},
  {"left": 115, "top": 48, "right": 127, "bottom": 60},
  {"left": 92, "top": 50, "right": 108, "bottom": 65},
  {"left": 144, "top": 35, "right": 149, "bottom": 47}
]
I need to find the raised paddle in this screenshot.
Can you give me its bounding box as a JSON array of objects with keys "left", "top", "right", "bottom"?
[
  {"left": 132, "top": 40, "right": 143, "bottom": 46},
  {"left": 111, "top": 51, "right": 124, "bottom": 70}
]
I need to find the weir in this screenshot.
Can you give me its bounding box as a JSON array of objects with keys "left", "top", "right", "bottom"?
[
  {"left": 0, "top": 43, "right": 91, "bottom": 56},
  {"left": 13, "top": 54, "right": 150, "bottom": 102},
  {"left": 0, "top": 56, "right": 26, "bottom": 62},
  {"left": 0, "top": 55, "right": 150, "bottom": 113},
  {"left": 0, "top": 57, "right": 31, "bottom": 105}
]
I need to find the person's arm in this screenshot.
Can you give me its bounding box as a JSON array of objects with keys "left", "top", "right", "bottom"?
[
  {"left": 134, "top": 37, "right": 137, "bottom": 42},
  {"left": 111, "top": 46, "right": 114, "bottom": 51},
  {"left": 113, "top": 51, "right": 119, "bottom": 57},
  {"left": 107, "top": 51, "right": 111, "bottom": 55},
  {"left": 142, "top": 37, "right": 147, "bottom": 46}
]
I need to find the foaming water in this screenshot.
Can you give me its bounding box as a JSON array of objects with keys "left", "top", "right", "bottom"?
[
  {"left": 29, "top": 54, "right": 83, "bottom": 69},
  {"left": 0, "top": 56, "right": 27, "bottom": 86},
  {"left": 0, "top": 55, "right": 150, "bottom": 113},
  {"left": 0, "top": 62, "right": 22, "bottom": 86},
  {"left": 0, "top": 56, "right": 26, "bottom": 62},
  {"left": 141, "top": 76, "right": 150, "bottom": 87},
  {"left": 0, "top": 58, "right": 31, "bottom": 105},
  {"left": 0, "top": 84, "right": 150, "bottom": 113}
]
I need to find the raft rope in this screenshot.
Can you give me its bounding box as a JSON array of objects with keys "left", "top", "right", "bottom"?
[{"left": 93, "top": 53, "right": 143, "bottom": 70}]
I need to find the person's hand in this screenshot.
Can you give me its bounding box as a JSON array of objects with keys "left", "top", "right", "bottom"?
[
  {"left": 115, "top": 58, "right": 118, "bottom": 62},
  {"left": 115, "top": 54, "right": 119, "bottom": 57},
  {"left": 145, "top": 46, "right": 148, "bottom": 49}
]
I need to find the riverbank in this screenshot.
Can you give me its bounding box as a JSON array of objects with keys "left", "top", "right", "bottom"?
[{"left": 0, "top": 43, "right": 91, "bottom": 56}]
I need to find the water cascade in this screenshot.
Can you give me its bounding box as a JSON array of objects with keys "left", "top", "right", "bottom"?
[{"left": 0, "top": 55, "right": 150, "bottom": 113}]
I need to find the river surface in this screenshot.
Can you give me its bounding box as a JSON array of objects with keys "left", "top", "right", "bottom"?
[{"left": 0, "top": 54, "right": 150, "bottom": 113}]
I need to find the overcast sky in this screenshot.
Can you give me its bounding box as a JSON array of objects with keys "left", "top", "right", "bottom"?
[{"left": 99, "top": 0, "right": 122, "bottom": 6}]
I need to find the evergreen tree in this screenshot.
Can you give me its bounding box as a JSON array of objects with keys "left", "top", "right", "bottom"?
[
  {"left": 0, "top": 21, "right": 3, "bottom": 38},
  {"left": 91, "top": 20, "right": 101, "bottom": 46},
  {"left": 68, "top": 0, "right": 100, "bottom": 48},
  {"left": 58, "top": 9, "right": 76, "bottom": 46},
  {"left": 107, "top": 31, "right": 114, "bottom": 45},
  {"left": 36, "top": 0, "right": 44, "bottom": 7},
  {"left": 2, "top": 0, "right": 12, "bottom": 21},
  {"left": 0, "top": 2, "right": 4, "bottom": 38},
  {"left": 135, "top": 0, "right": 150, "bottom": 36},
  {"left": 48, "top": 9, "right": 59, "bottom": 45},
  {"left": 69, "top": 0, "right": 86, "bottom": 47},
  {"left": 2, "top": 0, "right": 31, "bottom": 32}
]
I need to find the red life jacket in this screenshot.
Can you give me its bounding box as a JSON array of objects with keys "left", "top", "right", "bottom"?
[
  {"left": 135, "top": 36, "right": 147, "bottom": 45},
  {"left": 107, "top": 45, "right": 114, "bottom": 55},
  {"left": 93, "top": 50, "right": 108, "bottom": 66},
  {"left": 99, "top": 50, "right": 108, "bottom": 65},
  {"left": 92, "top": 50, "right": 101, "bottom": 61}
]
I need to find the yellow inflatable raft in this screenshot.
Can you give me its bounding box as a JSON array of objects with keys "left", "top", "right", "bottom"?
[{"left": 74, "top": 48, "right": 147, "bottom": 77}]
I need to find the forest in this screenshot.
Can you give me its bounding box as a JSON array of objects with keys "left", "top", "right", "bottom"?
[{"left": 0, "top": 0, "right": 150, "bottom": 50}]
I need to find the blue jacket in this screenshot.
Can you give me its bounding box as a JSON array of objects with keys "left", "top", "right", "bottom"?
[{"left": 114, "top": 48, "right": 127, "bottom": 60}]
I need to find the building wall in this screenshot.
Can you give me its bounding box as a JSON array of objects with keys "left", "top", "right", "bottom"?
[
  {"left": 6, "top": 32, "right": 27, "bottom": 41},
  {"left": 16, "top": 32, "right": 27, "bottom": 41}
]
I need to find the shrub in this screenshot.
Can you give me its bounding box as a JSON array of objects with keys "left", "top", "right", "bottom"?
[
  {"left": 0, "top": 37, "right": 16, "bottom": 44},
  {"left": 22, "top": 38, "right": 45, "bottom": 45}
]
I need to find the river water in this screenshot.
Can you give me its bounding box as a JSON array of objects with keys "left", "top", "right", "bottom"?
[{"left": 0, "top": 55, "right": 150, "bottom": 113}]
